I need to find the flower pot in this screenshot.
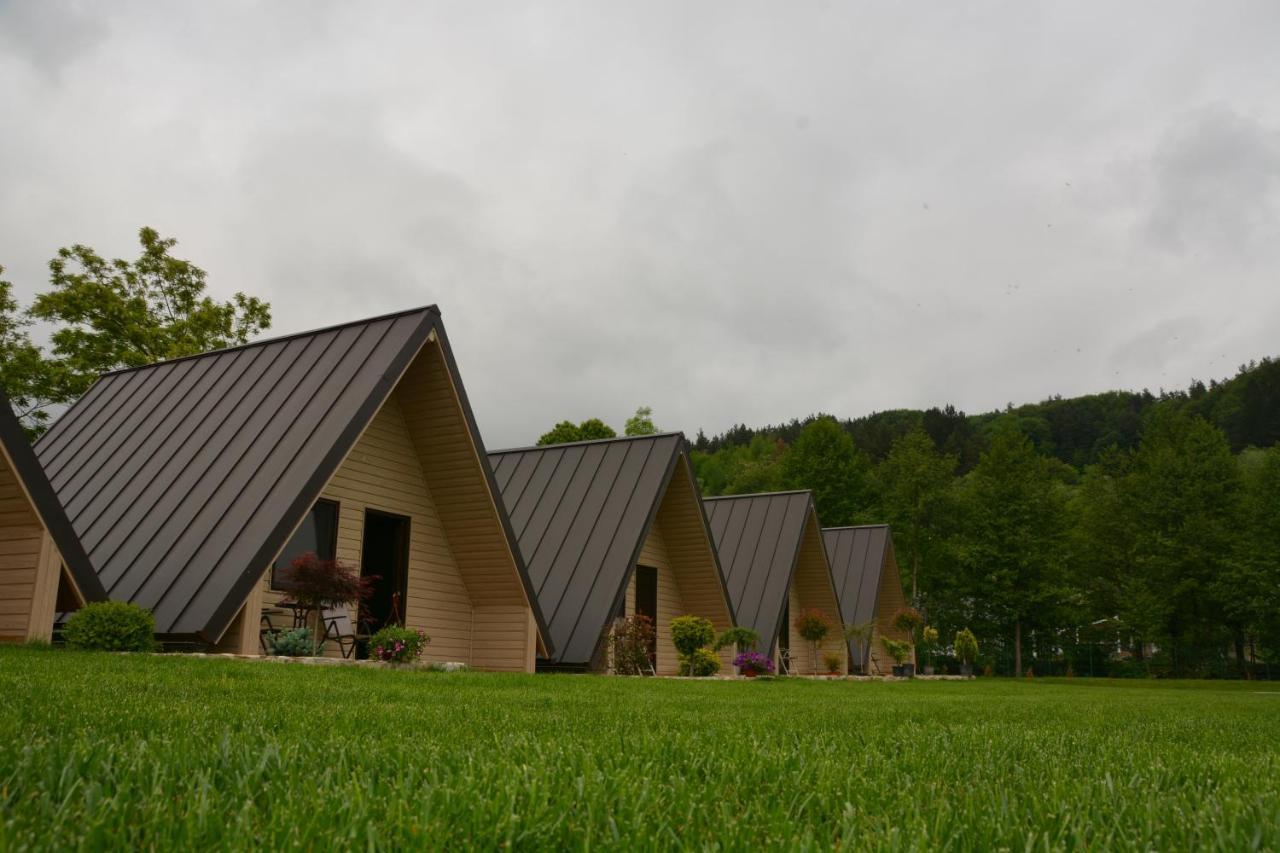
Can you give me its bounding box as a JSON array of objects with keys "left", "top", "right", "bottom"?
[
  {"left": 923, "top": 665, "right": 935, "bottom": 676},
  {"left": 960, "top": 663, "right": 973, "bottom": 677},
  {"left": 891, "top": 665, "right": 904, "bottom": 677},
  {"left": 743, "top": 670, "right": 758, "bottom": 679},
  {"left": 901, "top": 663, "right": 916, "bottom": 678}
]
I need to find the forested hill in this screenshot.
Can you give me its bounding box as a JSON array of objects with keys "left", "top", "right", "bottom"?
[{"left": 694, "top": 356, "right": 1280, "bottom": 474}]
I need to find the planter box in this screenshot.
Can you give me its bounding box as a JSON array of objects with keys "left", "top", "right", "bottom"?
[
  {"left": 901, "top": 663, "right": 916, "bottom": 678},
  {"left": 891, "top": 665, "right": 904, "bottom": 677}
]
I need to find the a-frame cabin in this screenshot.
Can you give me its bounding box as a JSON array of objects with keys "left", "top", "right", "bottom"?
[
  {"left": 33, "top": 308, "right": 551, "bottom": 670},
  {"left": 703, "top": 491, "right": 845, "bottom": 674},
  {"left": 489, "top": 433, "right": 734, "bottom": 674},
  {"left": 0, "top": 393, "right": 104, "bottom": 642}
]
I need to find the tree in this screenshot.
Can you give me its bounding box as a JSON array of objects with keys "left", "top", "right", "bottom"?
[
  {"left": 1235, "top": 445, "right": 1280, "bottom": 665},
  {"left": 536, "top": 417, "right": 617, "bottom": 446},
  {"left": 31, "top": 227, "right": 271, "bottom": 398},
  {"left": 779, "top": 416, "right": 870, "bottom": 525},
  {"left": 0, "top": 268, "right": 53, "bottom": 436},
  {"left": 871, "top": 428, "right": 957, "bottom": 601},
  {"left": 625, "top": 406, "right": 659, "bottom": 436},
  {"left": 956, "top": 419, "right": 1066, "bottom": 676},
  {"left": 2, "top": 227, "right": 271, "bottom": 434},
  {"left": 1123, "top": 409, "right": 1241, "bottom": 669}
]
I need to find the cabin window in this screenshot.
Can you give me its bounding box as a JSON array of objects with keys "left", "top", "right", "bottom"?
[{"left": 271, "top": 499, "right": 339, "bottom": 590}]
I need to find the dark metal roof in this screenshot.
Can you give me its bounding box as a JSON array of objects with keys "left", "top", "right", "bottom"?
[
  {"left": 703, "top": 491, "right": 814, "bottom": 653},
  {"left": 0, "top": 392, "right": 105, "bottom": 602},
  {"left": 32, "top": 306, "right": 550, "bottom": 648},
  {"left": 488, "top": 432, "right": 700, "bottom": 665},
  {"left": 822, "top": 524, "right": 893, "bottom": 628}
]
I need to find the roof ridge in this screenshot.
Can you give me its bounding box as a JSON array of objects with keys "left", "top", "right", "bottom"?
[
  {"left": 100, "top": 305, "right": 440, "bottom": 378},
  {"left": 488, "top": 431, "right": 685, "bottom": 456},
  {"left": 702, "top": 489, "right": 812, "bottom": 501}
]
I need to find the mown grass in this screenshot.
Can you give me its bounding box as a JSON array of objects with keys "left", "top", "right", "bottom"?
[{"left": 0, "top": 647, "right": 1277, "bottom": 851}]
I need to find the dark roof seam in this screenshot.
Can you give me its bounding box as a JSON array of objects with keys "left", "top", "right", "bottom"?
[
  {"left": 33, "top": 369, "right": 131, "bottom": 463},
  {"left": 165, "top": 320, "right": 395, "bottom": 627},
  {"left": 69, "top": 347, "right": 247, "bottom": 533},
  {"left": 92, "top": 339, "right": 295, "bottom": 588},
  {"left": 521, "top": 447, "right": 589, "bottom": 595},
  {"left": 105, "top": 327, "right": 346, "bottom": 599},
  {"left": 42, "top": 370, "right": 149, "bottom": 477},
  {"left": 559, "top": 437, "right": 658, "bottom": 657},
  {"left": 538, "top": 443, "right": 627, "bottom": 629},
  {"left": 60, "top": 356, "right": 213, "bottom": 513}
]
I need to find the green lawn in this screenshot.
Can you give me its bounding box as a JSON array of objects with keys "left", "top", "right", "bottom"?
[{"left": 1, "top": 647, "right": 1277, "bottom": 851}]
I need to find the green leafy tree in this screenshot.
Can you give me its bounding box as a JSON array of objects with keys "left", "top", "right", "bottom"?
[
  {"left": 1235, "top": 446, "right": 1280, "bottom": 663},
  {"left": 624, "top": 406, "right": 659, "bottom": 436},
  {"left": 871, "top": 428, "right": 957, "bottom": 601},
  {"left": 956, "top": 419, "right": 1067, "bottom": 676},
  {"left": 537, "top": 417, "right": 617, "bottom": 446},
  {"left": 1123, "top": 409, "right": 1241, "bottom": 667},
  {"left": 779, "top": 416, "right": 870, "bottom": 525},
  {"left": 29, "top": 227, "right": 271, "bottom": 403},
  {"left": 0, "top": 268, "right": 54, "bottom": 436}
]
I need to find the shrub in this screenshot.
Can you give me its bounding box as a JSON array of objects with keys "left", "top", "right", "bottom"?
[
  {"left": 686, "top": 647, "right": 721, "bottom": 677},
  {"left": 823, "top": 652, "right": 844, "bottom": 673},
  {"left": 715, "top": 626, "right": 761, "bottom": 653},
  {"left": 795, "top": 609, "right": 833, "bottom": 644},
  {"left": 734, "top": 651, "right": 774, "bottom": 676},
  {"left": 62, "top": 602, "right": 156, "bottom": 652},
  {"left": 881, "top": 637, "right": 912, "bottom": 666},
  {"left": 893, "top": 606, "right": 925, "bottom": 639},
  {"left": 954, "top": 628, "right": 979, "bottom": 664},
  {"left": 610, "top": 615, "right": 655, "bottom": 675},
  {"left": 368, "top": 626, "right": 429, "bottom": 663},
  {"left": 266, "top": 627, "right": 319, "bottom": 657},
  {"left": 670, "top": 616, "right": 716, "bottom": 659}
]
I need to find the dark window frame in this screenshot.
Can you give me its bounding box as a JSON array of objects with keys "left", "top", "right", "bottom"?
[{"left": 270, "top": 499, "right": 340, "bottom": 591}]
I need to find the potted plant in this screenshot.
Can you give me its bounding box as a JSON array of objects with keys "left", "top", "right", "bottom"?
[
  {"left": 843, "top": 620, "right": 875, "bottom": 674},
  {"left": 882, "top": 637, "right": 912, "bottom": 677},
  {"left": 279, "top": 552, "right": 374, "bottom": 655},
  {"left": 716, "top": 626, "right": 761, "bottom": 675},
  {"left": 955, "top": 628, "right": 979, "bottom": 676},
  {"left": 892, "top": 606, "right": 924, "bottom": 676},
  {"left": 734, "top": 651, "right": 775, "bottom": 678},
  {"left": 794, "top": 608, "right": 834, "bottom": 674},
  {"left": 369, "top": 626, "right": 430, "bottom": 664},
  {"left": 670, "top": 615, "right": 720, "bottom": 676},
  {"left": 823, "top": 652, "right": 843, "bottom": 675},
  {"left": 920, "top": 626, "right": 939, "bottom": 675}
]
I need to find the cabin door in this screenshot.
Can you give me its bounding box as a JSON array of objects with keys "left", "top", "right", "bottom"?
[
  {"left": 359, "top": 510, "right": 410, "bottom": 639},
  {"left": 634, "top": 565, "right": 658, "bottom": 670}
]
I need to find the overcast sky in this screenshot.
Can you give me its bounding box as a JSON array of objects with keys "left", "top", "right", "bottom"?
[{"left": 3, "top": 2, "right": 1279, "bottom": 448}]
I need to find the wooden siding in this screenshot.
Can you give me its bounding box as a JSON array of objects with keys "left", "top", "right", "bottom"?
[
  {"left": 248, "top": 337, "right": 537, "bottom": 671},
  {"left": 868, "top": 548, "right": 910, "bottom": 674},
  {"left": 618, "top": 464, "right": 734, "bottom": 675},
  {"left": 0, "top": 446, "right": 57, "bottom": 641},
  {"left": 786, "top": 515, "right": 847, "bottom": 674}
]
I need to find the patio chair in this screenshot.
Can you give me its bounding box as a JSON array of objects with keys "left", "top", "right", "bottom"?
[
  {"left": 778, "top": 648, "right": 793, "bottom": 675},
  {"left": 321, "top": 607, "right": 368, "bottom": 659}
]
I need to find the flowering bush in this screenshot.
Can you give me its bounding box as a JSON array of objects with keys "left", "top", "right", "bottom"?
[
  {"left": 686, "top": 647, "right": 722, "bottom": 677},
  {"left": 369, "top": 626, "right": 430, "bottom": 663},
  {"left": 794, "top": 609, "right": 833, "bottom": 644},
  {"left": 734, "top": 651, "right": 775, "bottom": 676},
  {"left": 610, "top": 614, "right": 655, "bottom": 675}
]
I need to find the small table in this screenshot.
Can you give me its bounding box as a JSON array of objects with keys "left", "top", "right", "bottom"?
[{"left": 276, "top": 601, "right": 317, "bottom": 630}]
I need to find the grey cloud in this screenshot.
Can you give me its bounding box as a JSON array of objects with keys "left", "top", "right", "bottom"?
[{"left": 2, "top": 1, "right": 1280, "bottom": 448}]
